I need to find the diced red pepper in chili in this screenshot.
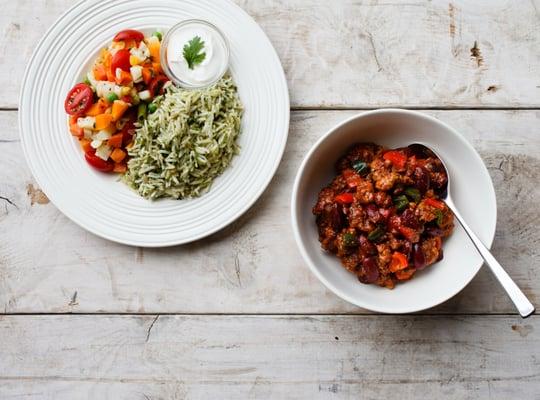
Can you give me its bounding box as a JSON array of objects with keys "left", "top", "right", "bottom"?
[
  {"left": 383, "top": 150, "right": 407, "bottom": 169},
  {"left": 342, "top": 168, "right": 363, "bottom": 188},
  {"left": 389, "top": 252, "right": 409, "bottom": 272},
  {"left": 335, "top": 193, "right": 354, "bottom": 204},
  {"left": 398, "top": 226, "right": 417, "bottom": 242},
  {"left": 424, "top": 198, "right": 446, "bottom": 210}
]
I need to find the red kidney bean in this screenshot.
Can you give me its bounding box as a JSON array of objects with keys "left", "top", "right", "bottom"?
[
  {"left": 425, "top": 225, "right": 444, "bottom": 237},
  {"left": 413, "top": 167, "right": 430, "bottom": 194},
  {"left": 412, "top": 243, "right": 427, "bottom": 270},
  {"left": 401, "top": 209, "right": 420, "bottom": 229},
  {"left": 358, "top": 235, "right": 377, "bottom": 256},
  {"left": 359, "top": 256, "right": 379, "bottom": 283}
]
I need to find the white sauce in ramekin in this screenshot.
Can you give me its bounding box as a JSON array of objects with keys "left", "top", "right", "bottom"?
[{"left": 163, "top": 20, "right": 229, "bottom": 88}]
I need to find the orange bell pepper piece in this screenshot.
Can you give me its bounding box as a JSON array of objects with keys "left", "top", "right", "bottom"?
[
  {"left": 110, "top": 148, "right": 127, "bottom": 163},
  {"left": 86, "top": 99, "right": 108, "bottom": 116},
  {"left": 92, "top": 64, "right": 108, "bottom": 81},
  {"left": 95, "top": 114, "right": 114, "bottom": 130},
  {"left": 107, "top": 133, "right": 124, "bottom": 148},
  {"left": 111, "top": 100, "right": 129, "bottom": 121}
]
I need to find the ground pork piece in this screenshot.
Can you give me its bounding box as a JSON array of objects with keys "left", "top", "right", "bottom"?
[
  {"left": 371, "top": 158, "right": 399, "bottom": 190},
  {"left": 421, "top": 237, "right": 442, "bottom": 266},
  {"left": 430, "top": 171, "right": 448, "bottom": 189},
  {"left": 329, "top": 175, "right": 348, "bottom": 192},
  {"left": 377, "top": 274, "right": 395, "bottom": 289},
  {"left": 415, "top": 200, "right": 438, "bottom": 223},
  {"left": 341, "top": 252, "right": 359, "bottom": 272},
  {"left": 336, "top": 143, "right": 381, "bottom": 172},
  {"left": 373, "top": 191, "right": 392, "bottom": 208},
  {"left": 336, "top": 228, "right": 358, "bottom": 257},
  {"left": 318, "top": 226, "right": 338, "bottom": 253},
  {"left": 376, "top": 242, "right": 392, "bottom": 269},
  {"left": 388, "top": 234, "right": 405, "bottom": 251},
  {"left": 313, "top": 187, "right": 336, "bottom": 215},
  {"left": 348, "top": 204, "right": 374, "bottom": 232},
  {"left": 354, "top": 178, "right": 374, "bottom": 204}
]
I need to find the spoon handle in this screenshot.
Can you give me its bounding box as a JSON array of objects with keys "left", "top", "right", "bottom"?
[{"left": 446, "top": 199, "right": 535, "bottom": 318}]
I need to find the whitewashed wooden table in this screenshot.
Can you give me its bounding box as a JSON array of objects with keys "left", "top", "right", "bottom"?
[{"left": 1, "top": 1, "right": 539, "bottom": 398}]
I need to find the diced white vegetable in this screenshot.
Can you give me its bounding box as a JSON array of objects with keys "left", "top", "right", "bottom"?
[
  {"left": 130, "top": 40, "right": 150, "bottom": 61},
  {"left": 96, "top": 82, "right": 123, "bottom": 98},
  {"left": 83, "top": 129, "right": 93, "bottom": 139},
  {"left": 86, "top": 71, "right": 98, "bottom": 88},
  {"left": 77, "top": 116, "right": 95, "bottom": 130},
  {"left": 90, "top": 139, "right": 102, "bottom": 149},
  {"left": 115, "top": 68, "right": 123, "bottom": 81},
  {"left": 138, "top": 90, "right": 151, "bottom": 101},
  {"left": 130, "top": 65, "right": 143, "bottom": 83},
  {"left": 95, "top": 144, "right": 112, "bottom": 161},
  {"left": 94, "top": 130, "right": 112, "bottom": 141}
]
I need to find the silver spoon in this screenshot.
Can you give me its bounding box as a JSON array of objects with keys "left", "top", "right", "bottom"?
[{"left": 412, "top": 144, "right": 535, "bottom": 318}]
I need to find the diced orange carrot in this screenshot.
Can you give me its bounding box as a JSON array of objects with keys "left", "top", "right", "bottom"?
[
  {"left": 113, "top": 162, "right": 127, "bottom": 173},
  {"left": 86, "top": 99, "right": 108, "bottom": 116},
  {"left": 93, "top": 64, "right": 108, "bottom": 81},
  {"left": 148, "top": 40, "right": 161, "bottom": 61},
  {"left": 95, "top": 114, "right": 114, "bottom": 130},
  {"left": 79, "top": 138, "right": 93, "bottom": 153},
  {"left": 111, "top": 100, "right": 129, "bottom": 121},
  {"left": 110, "top": 148, "right": 127, "bottom": 163},
  {"left": 141, "top": 67, "right": 153, "bottom": 85},
  {"left": 108, "top": 133, "right": 123, "bottom": 148}
]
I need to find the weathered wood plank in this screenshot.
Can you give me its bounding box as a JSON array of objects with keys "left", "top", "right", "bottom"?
[
  {"left": 1, "top": 109, "right": 538, "bottom": 314},
  {"left": 1, "top": 0, "right": 539, "bottom": 108},
  {"left": 0, "top": 315, "right": 539, "bottom": 399}
]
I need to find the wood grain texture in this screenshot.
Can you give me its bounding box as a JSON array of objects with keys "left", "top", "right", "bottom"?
[
  {"left": 0, "top": 315, "right": 539, "bottom": 399},
  {"left": 1, "top": 110, "right": 539, "bottom": 314},
  {"left": 1, "top": 0, "right": 539, "bottom": 108}
]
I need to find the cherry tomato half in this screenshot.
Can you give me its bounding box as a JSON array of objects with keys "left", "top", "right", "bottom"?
[
  {"left": 148, "top": 75, "right": 169, "bottom": 96},
  {"left": 64, "top": 83, "right": 94, "bottom": 116},
  {"left": 113, "top": 29, "right": 144, "bottom": 43},
  {"left": 85, "top": 150, "right": 114, "bottom": 172},
  {"left": 111, "top": 49, "right": 131, "bottom": 73}
]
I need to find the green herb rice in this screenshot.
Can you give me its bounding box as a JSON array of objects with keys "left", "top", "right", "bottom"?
[{"left": 123, "top": 75, "right": 243, "bottom": 200}]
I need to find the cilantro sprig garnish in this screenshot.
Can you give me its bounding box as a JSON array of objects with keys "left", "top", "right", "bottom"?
[{"left": 183, "top": 36, "right": 206, "bottom": 70}]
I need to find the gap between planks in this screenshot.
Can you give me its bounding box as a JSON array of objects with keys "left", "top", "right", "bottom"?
[{"left": 0, "top": 312, "right": 537, "bottom": 317}]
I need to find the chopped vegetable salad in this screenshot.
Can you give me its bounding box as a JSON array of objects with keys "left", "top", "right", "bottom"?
[{"left": 64, "top": 29, "right": 169, "bottom": 173}]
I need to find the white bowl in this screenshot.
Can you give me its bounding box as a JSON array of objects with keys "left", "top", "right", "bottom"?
[{"left": 291, "top": 109, "right": 497, "bottom": 313}]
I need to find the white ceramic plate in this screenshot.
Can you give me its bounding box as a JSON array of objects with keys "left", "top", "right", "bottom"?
[
  {"left": 291, "top": 110, "right": 497, "bottom": 313},
  {"left": 19, "top": 0, "right": 289, "bottom": 247}
]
